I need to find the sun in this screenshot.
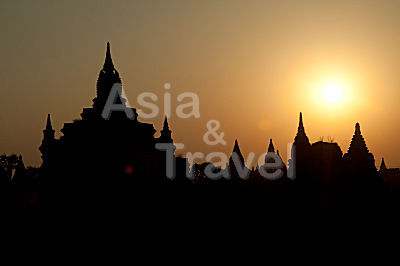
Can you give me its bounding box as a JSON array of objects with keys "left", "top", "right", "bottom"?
[{"left": 323, "top": 84, "right": 343, "bottom": 103}]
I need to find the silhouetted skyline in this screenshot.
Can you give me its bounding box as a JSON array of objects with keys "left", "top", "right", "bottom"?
[
  {"left": 1, "top": 41, "right": 399, "bottom": 220},
  {"left": 1, "top": 1, "right": 400, "bottom": 168}
]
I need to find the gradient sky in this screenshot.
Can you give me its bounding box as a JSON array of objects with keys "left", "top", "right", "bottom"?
[{"left": 1, "top": 0, "right": 400, "bottom": 167}]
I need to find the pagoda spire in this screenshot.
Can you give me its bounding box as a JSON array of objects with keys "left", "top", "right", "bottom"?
[
  {"left": 355, "top": 122, "right": 361, "bottom": 135},
  {"left": 294, "top": 112, "right": 310, "bottom": 147},
  {"left": 343, "top": 122, "right": 376, "bottom": 171},
  {"left": 265, "top": 139, "right": 276, "bottom": 164},
  {"left": 43, "top": 114, "right": 55, "bottom": 138},
  {"left": 298, "top": 112, "right": 305, "bottom": 133},
  {"left": 229, "top": 139, "right": 248, "bottom": 179},
  {"left": 231, "top": 139, "right": 245, "bottom": 164},
  {"left": 159, "top": 116, "right": 173, "bottom": 143},
  {"left": 40, "top": 114, "right": 55, "bottom": 167},
  {"left": 46, "top": 113, "right": 53, "bottom": 130},
  {"left": 42, "top": 113, "right": 55, "bottom": 141},
  {"left": 93, "top": 42, "right": 122, "bottom": 113},
  {"left": 233, "top": 139, "right": 242, "bottom": 154},
  {"left": 380, "top": 157, "right": 387, "bottom": 172},
  {"left": 268, "top": 139, "right": 275, "bottom": 153},
  {"left": 163, "top": 116, "right": 169, "bottom": 130},
  {"left": 103, "top": 42, "right": 114, "bottom": 71},
  {"left": 346, "top": 122, "right": 370, "bottom": 155}
]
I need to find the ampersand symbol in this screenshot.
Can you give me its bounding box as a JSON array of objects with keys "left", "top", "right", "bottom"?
[{"left": 203, "top": 120, "right": 227, "bottom": 146}]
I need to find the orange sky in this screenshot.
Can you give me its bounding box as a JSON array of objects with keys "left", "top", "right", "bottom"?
[{"left": 1, "top": 0, "right": 400, "bottom": 167}]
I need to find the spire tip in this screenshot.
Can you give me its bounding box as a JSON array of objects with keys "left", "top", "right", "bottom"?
[
  {"left": 46, "top": 113, "right": 53, "bottom": 130},
  {"left": 268, "top": 138, "right": 275, "bottom": 153},
  {"left": 298, "top": 112, "right": 305, "bottom": 133},
  {"left": 104, "top": 42, "right": 114, "bottom": 69},
  {"left": 355, "top": 122, "right": 361, "bottom": 135}
]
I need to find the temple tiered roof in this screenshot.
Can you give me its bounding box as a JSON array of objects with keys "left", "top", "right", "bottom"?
[{"left": 346, "top": 123, "right": 370, "bottom": 156}]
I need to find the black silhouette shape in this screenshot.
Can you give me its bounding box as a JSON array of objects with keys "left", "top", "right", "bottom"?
[{"left": 0, "top": 42, "right": 398, "bottom": 222}]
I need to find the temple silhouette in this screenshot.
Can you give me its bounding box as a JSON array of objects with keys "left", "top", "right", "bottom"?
[
  {"left": 0, "top": 42, "right": 399, "bottom": 220},
  {"left": 39, "top": 43, "right": 180, "bottom": 182}
]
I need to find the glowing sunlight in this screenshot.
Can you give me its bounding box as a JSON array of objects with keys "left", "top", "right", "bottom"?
[{"left": 323, "top": 83, "right": 343, "bottom": 103}]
